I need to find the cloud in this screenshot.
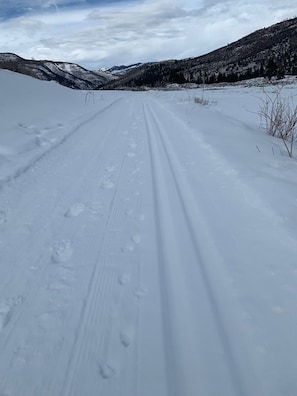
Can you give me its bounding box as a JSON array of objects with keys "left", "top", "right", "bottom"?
[{"left": 0, "top": 0, "right": 297, "bottom": 69}]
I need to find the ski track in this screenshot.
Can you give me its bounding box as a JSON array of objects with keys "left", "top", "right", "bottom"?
[
  {"left": 142, "top": 97, "right": 297, "bottom": 396},
  {"left": 0, "top": 91, "right": 297, "bottom": 395},
  {"left": 143, "top": 101, "right": 248, "bottom": 396},
  {"left": 0, "top": 98, "right": 123, "bottom": 192}
]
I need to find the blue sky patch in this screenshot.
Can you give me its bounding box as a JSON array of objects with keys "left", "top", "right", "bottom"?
[{"left": 0, "top": 0, "right": 139, "bottom": 21}]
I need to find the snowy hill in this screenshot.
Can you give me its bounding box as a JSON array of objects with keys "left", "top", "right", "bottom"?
[
  {"left": 99, "top": 63, "right": 143, "bottom": 76},
  {"left": 1, "top": 70, "right": 297, "bottom": 395},
  {"left": 0, "top": 53, "right": 115, "bottom": 89}
]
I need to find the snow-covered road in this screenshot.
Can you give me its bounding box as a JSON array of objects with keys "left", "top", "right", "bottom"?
[{"left": 1, "top": 72, "right": 297, "bottom": 395}]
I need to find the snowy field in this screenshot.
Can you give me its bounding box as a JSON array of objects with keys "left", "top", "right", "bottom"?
[{"left": 1, "top": 70, "right": 297, "bottom": 395}]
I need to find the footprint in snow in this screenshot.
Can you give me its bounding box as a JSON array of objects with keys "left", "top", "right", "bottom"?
[
  {"left": 128, "top": 139, "right": 137, "bottom": 150},
  {"left": 0, "top": 302, "right": 13, "bottom": 332},
  {"left": 17, "top": 122, "right": 31, "bottom": 130},
  {"left": 52, "top": 240, "right": 73, "bottom": 263},
  {"left": 120, "top": 329, "right": 134, "bottom": 348},
  {"left": 105, "top": 163, "right": 117, "bottom": 173},
  {"left": 131, "top": 234, "right": 141, "bottom": 244},
  {"left": 36, "top": 136, "right": 52, "bottom": 148},
  {"left": 118, "top": 273, "right": 131, "bottom": 286},
  {"left": 134, "top": 286, "right": 148, "bottom": 299},
  {"left": 0, "top": 210, "right": 7, "bottom": 225},
  {"left": 0, "top": 296, "right": 24, "bottom": 332},
  {"left": 64, "top": 203, "right": 85, "bottom": 218},
  {"left": 121, "top": 243, "right": 135, "bottom": 253},
  {"left": 100, "top": 363, "right": 117, "bottom": 379},
  {"left": 100, "top": 177, "right": 115, "bottom": 190},
  {"left": 86, "top": 201, "right": 105, "bottom": 216},
  {"left": 121, "top": 234, "right": 141, "bottom": 253}
]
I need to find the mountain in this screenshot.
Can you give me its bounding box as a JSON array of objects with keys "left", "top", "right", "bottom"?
[
  {"left": 99, "top": 63, "right": 143, "bottom": 76},
  {"left": 0, "top": 53, "right": 115, "bottom": 89},
  {"left": 2, "top": 17, "right": 297, "bottom": 90},
  {"left": 104, "top": 17, "right": 297, "bottom": 89}
]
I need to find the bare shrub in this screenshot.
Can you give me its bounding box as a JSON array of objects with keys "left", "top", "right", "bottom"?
[
  {"left": 194, "top": 97, "right": 210, "bottom": 106},
  {"left": 259, "top": 87, "right": 297, "bottom": 157}
]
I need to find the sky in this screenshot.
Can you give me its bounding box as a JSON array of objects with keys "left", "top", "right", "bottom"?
[{"left": 0, "top": 0, "right": 297, "bottom": 70}]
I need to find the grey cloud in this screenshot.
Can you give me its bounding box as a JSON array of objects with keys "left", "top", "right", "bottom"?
[{"left": 1, "top": 0, "right": 297, "bottom": 68}]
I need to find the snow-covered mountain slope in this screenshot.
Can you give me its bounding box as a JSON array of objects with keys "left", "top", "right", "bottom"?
[
  {"left": 99, "top": 63, "right": 143, "bottom": 76},
  {"left": 1, "top": 70, "right": 297, "bottom": 395},
  {"left": 105, "top": 17, "right": 297, "bottom": 89},
  {"left": 0, "top": 53, "right": 115, "bottom": 89}
]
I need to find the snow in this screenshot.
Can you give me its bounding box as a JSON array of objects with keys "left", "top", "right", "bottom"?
[{"left": 1, "top": 69, "right": 297, "bottom": 395}]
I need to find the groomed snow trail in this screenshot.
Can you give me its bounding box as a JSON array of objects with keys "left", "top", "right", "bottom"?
[{"left": 0, "top": 91, "right": 297, "bottom": 396}]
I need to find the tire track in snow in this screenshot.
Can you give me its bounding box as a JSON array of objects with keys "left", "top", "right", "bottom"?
[{"left": 143, "top": 101, "right": 250, "bottom": 396}]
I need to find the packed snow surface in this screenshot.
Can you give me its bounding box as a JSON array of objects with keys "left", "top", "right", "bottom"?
[{"left": 1, "top": 70, "right": 297, "bottom": 396}]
